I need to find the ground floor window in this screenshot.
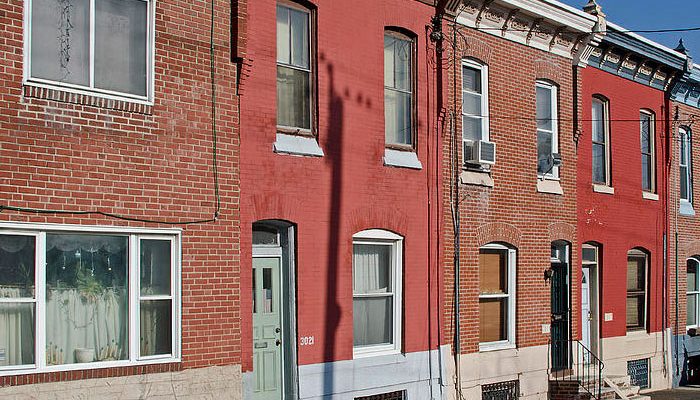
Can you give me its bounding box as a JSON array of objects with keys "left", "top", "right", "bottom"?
[
  {"left": 0, "top": 225, "right": 180, "bottom": 372},
  {"left": 478, "top": 243, "right": 516, "bottom": 350},
  {"left": 626, "top": 249, "right": 648, "bottom": 331},
  {"left": 688, "top": 258, "right": 700, "bottom": 329}
]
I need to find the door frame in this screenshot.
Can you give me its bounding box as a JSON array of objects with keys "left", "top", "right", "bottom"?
[
  {"left": 581, "top": 243, "right": 601, "bottom": 359},
  {"left": 252, "top": 221, "right": 298, "bottom": 400},
  {"left": 550, "top": 241, "right": 571, "bottom": 371}
]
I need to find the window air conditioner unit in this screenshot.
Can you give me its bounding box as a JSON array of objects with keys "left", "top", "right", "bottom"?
[{"left": 465, "top": 140, "right": 496, "bottom": 165}]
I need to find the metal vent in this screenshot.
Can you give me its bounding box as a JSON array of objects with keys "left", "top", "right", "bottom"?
[
  {"left": 355, "top": 390, "right": 406, "bottom": 400},
  {"left": 628, "top": 358, "right": 650, "bottom": 389},
  {"left": 482, "top": 380, "right": 519, "bottom": 400}
]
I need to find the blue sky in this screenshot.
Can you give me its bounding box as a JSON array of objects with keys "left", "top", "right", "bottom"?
[{"left": 559, "top": 0, "right": 700, "bottom": 61}]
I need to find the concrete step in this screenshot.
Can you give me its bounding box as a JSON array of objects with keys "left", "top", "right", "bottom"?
[
  {"left": 627, "top": 396, "right": 650, "bottom": 400},
  {"left": 603, "top": 375, "right": 631, "bottom": 387}
]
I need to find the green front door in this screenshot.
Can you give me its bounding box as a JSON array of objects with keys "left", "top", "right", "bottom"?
[{"left": 253, "top": 257, "right": 283, "bottom": 400}]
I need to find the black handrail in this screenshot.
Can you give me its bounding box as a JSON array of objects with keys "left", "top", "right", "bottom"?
[{"left": 549, "top": 339, "right": 605, "bottom": 399}]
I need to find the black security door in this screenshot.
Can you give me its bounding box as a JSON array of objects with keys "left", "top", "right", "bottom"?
[{"left": 550, "top": 261, "right": 570, "bottom": 371}]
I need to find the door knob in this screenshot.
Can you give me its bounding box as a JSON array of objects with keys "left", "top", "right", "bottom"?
[
  {"left": 275, "top": 327, "right": 281, "bottom": 333},
  {"left": 275, "top": 339, "right": 281, "bottom": 347}
]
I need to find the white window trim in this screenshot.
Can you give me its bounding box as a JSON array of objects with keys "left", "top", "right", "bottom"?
[
  {"left": 592, "top": 97, "right": 611, "bottom": 186},
  {"left": 640, "top": 110, "right": 656, "bottom": 194},
  {"left": 276, "top": 2, "right": 314, "bottom": 134},
  {"left": 626, "top": 250, "right": 648, "bottom": 332},
  {"left": 478, "top": 243, "right": 516, "bottom": 352},
  {"left": 688, "top": 257, "right": 700, "bottom": 331},
  {"left": 23, "top": 0, "right": 156, "bottom": 105},
  {"left": 352, "top": 229, "right": 402, "bottom": 358},
  {"left": 0, "top": 222, "right": 181, "bottom": 376},
  {"left": 384, "top": 30, "right": 415, "bottom": 149},
  {"left": 536, "top": 81, "right": 559, "bottom": 179},
  {"left": 462, "top": 59, "right": 490, "bottom": 164},
  {"left": 680, "top": 127, "right": 693, "bottom": 206}
]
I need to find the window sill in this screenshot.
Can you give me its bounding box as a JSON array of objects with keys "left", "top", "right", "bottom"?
[
  {"left": 273, "top": 133, "right": 324, "bottom": 157},
  {"left": 479, "top": 342, "right": 516, "bottom": 352},
  {"left": 642, "top": 192, "right": 659, "bottom": 201},
  {"left": 592, "top": 184, "right": 615, "bottom": 195},
  {"left": 625, "top": 329, "right": 650, "bottom": 338},
  {"left": 537, "top": 179, "right": 563, "bottom": 195},
  {"left": 353, "top": 346, "right": 400, "bottom": 360},
  {"left": 0, "top": 357, "right": 180, "bottom": 377},
  {"left": 460, "top": 170, "right": 494, "bottom": 187},
  {"left": 23, "top": 82, "right": 153, "bottom": 114},
  {"left": 680, "top": 201, "right": 696, "bottom": 216},
  {"left": 383, "top": 149, "right": 422, "bottom": 170}
]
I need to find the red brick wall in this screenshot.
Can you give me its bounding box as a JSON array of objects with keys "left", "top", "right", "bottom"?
[
  {"left": 668, "top": 102, "right": 700, "bottom": 334},
  {"left": 238, "top": 0, "right": 441, "bottom": 371},
  {"left": 441, "top": 25, "right": 579, "bottom": 354},
  {"left": 579, "top": 67, "right": 667, "bottom": 338},
  {"left": 0, "top": 0, "right": 240, "bottom": 384}
]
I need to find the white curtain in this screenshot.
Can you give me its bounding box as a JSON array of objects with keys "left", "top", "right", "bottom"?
[
  {"left": 353, "top": 245, "right": 392, "bottom": 347},
  {"left": 45, "top": 288, "right": 127, "bottom": 364},
  {"left": 0, "top": 287, "right": 34, "bottom": 366}
]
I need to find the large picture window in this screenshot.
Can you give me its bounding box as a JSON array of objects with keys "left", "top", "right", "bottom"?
[
  {"left": 626, "top": 249, "right": 648, "bottom": 331},
  {"left": 277, "top": 2, "right": 312, "bottom": 132},
  {"left": 478, "top": 244, "right": 516, "bottom": 350},
  {"left": 0, "top": 226, "right": 179, "bottom": 373},
  {"left": 27, "top": 0, "right": 153, "bottom": 100},
  {"left": 352, "top": 230, "right": 402, "bottom": 357}
]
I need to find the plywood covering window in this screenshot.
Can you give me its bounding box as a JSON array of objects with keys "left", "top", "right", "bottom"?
[
  {"left": 626, "top": 250, "right": 648, "bottom": 331},
  {"left": 479, "top": 244, "right": 516, "bottom": 350}
]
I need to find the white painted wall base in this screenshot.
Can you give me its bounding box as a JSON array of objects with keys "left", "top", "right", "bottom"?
[
  {"left": 600, "top": 332, "right": 671, "bottom": 392},
  {"left": 0, "top": 364, "right": 242, "bottom": 400}
]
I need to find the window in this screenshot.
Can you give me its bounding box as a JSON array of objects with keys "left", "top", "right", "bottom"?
[
  {"left": 626, "top": 249, "right": 648, "bottom": 331},
  {"left": 462, "top": 60, "right": 489, "bottom": 164},
  {"left": 640, "top": 111, "right": 655, "bottom": 192},
  {"left": 479, "top": 244, "right": 516, "bottom": 350},
  {"left": 592, "top": 97, "right": 611, "bottom": 185},
  {"left": 352, "top": 229, "right": 402, "bottom": 357},
  {"left": 536, "top": 81, "right": 558, "bottom": 177},
  {"left": 688, "top": 258, "right": 700, "bottom": 329},
  {"left": 27, "top": 0, "right": 153, "bottom": 100},
  {"left": 277, "top": 3, "right": 312, "bottom": 132},
  {"left": 680, "top": 127, "right": 693, "bottom": 205},
  {"left": 384, "top": 31, "right": 414, "bottom": 147},
  {"left": 0, "top": 226, "right": 180, "bottom": 373}
]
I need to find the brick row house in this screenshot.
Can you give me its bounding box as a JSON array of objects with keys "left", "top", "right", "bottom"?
[{"left": 2, "top": 0, "right": 700, "bottom": 399}]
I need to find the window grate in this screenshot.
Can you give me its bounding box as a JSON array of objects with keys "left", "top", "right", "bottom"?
[
  {"left": 355, "top": 390, "right": 406, "bottom": 400},
  {"left": 482, "top": 380, "right": 519, "bottom": 400},
  {"left": 628, "top": 358, "right": 650, "bottom": 389}
]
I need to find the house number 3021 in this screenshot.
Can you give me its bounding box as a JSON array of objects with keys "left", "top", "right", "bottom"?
[{"left": 300, "top": 336, "right": 315, "bottom": 346}]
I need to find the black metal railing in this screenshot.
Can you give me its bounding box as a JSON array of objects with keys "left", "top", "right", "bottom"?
[{"left": 549, "top": 340, "right": 605, "bottom": 399}]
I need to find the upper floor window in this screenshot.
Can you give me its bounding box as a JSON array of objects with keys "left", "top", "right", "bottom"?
[
  {"left": 626, "top": 249, "right": 648, "bottom": 331},
  {"left": 536, "top": 81, "right": 558, "bottom": 178},
  {"left": 591, "top": 96, "right": 611, "bottom": 185},
  {"left": 384, "top": 31, "right": 414, "bottom": 148},
  {"left": 640, "top": 111, "right": 655, "bottom": 192},
  {"left": 27, "top": 0, "right": 153, "bottom": 101},
  {"left": 680, "top": 127, "right": 693, "bottom": 205},
  {"left": 688, "top": 258, "right": 700, "bottom": 329},
  {"left": 352, "top": 229, "right": 402, "bottom": 358},
  {"left": 478, "top": 243, "right": 516, "bottom": 350},
  {"left": 462, "top": 60, "right": 489, "bottom": 166},
  {"left": 277, "top": 2, "right": 312, "bottom": 132},
  {"left": 0, "top": 226, "right": 180, "bottom": 373}
]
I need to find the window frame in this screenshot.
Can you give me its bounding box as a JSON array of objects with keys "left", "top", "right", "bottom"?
[
  {"left": 639, "top": 110, "right": 656, "bottom": 193},
  {"left": 23, "top": 0, "right": 156, "bottom": 104},
  {"left": 276, "top": 0, "right": 316, "bottom": 136},
  {"left": 478, "top": 243, "right": 516, "bottom": 352},
  {"left": 687, "top": 257, "right": 700, "bottom": 330},
  {"left": 0, "top": 223, "right": 181, "bottom": 376},
  {"left": 591, "top": 96, "right": 611, "bottom": 186},
  {"left": 680, "top": 127, "right": 693, "bottom": 205},
  {"left": 536, "top": 80, "right": 559, "bottom": 179},
  {"left": 461, "top": 59, "right": 490, "bottom": 165},
  {"left": 626, "top": 249, "right": 648, "bottom": 332},
  {"left": 352, "top": 229, "right": 403, "bottom": 358},
  {"left": 383, "top": 29, "right": 417, "bottom": 150}
]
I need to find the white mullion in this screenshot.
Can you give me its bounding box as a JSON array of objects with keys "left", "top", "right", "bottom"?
[
  {"left": 89, "top": 0, "right": 96, "bottom": 89},
  {"left": 129, "top": 235, "right": 139, "bottom": 361},
  {"left": 169, "top": 236, "right": 176, "bottom": 357},
  {"left": 173, "top": 235, "right": 181, "bottom": 358},
  {"left": 36, "top": 232, "right": 46, "bottom": 369}
]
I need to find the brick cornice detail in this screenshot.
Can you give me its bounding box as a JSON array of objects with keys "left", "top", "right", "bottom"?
[
  {"left": 548, "top": 221, "right": 575, "bottom": 243},
  {"left": 476, "top": 222, "right": 521, "bottom": 248}
]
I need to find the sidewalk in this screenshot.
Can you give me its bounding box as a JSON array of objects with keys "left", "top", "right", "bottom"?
[{"left": 648, "top": 386, "right": 700, "bottom": 399}]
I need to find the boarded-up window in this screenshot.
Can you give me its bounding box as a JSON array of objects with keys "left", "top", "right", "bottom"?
[
  {"left": 479, "top": 247, "right": 514, "bottom": 345},
  {"left": 626, "top": 251, "right": 647, "bottom": 330}
]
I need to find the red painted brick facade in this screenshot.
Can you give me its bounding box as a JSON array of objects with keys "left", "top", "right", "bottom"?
[
  {"left": 238, "top": 0, "right": 441, "bottom": 372},
  {"left": 0, "top": 0, "right": 240, "bottom": 385},
  {"left": 578, "top": 67, "right": 667, "bottom": 338}
]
